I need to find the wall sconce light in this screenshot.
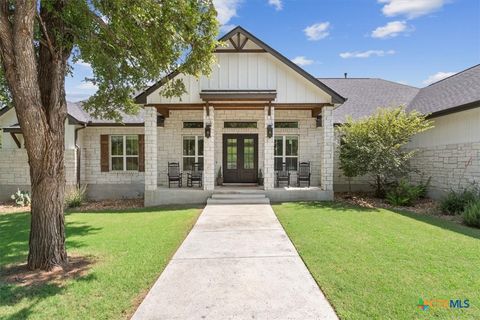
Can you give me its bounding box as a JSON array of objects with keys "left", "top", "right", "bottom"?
[
  {"left": 205, "top": 124, "right": 212, "bottom": 138},
  {"left": 267, "top": 124, "right": 273, "bottom": 138}
]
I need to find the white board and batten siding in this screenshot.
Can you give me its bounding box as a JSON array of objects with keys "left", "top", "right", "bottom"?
[{"left": 146, "top": 53, "right": 332, "bottom": 105}]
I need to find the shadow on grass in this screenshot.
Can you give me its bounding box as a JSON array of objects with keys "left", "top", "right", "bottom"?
[
  {"left": 285, "top": 200, "right": 480, "bottom": 240},
  {"left": 392, "top": 208, "right": 480, "bottom": 240},
  {"left": 0, "top": 213, "right": 102, "bottom": 266},
  {"left": 279, "top": 200, "right": 381, "bottom": 213},
  {"left": 66, "top": 204, "right": 204, "bottom": 214},
  {"left": 0, "top": 212, "right": 101, "bottom": 319}
]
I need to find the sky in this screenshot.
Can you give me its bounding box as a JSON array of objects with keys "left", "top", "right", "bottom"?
[{"left": 65, "top": 0, "right": 480, "bottom": 102}]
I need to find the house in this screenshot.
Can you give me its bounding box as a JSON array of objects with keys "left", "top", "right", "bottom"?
[
  {"left": 0, "top": 26, "right": 478, "bottom": 204},
  {"left": 0, "top": 26, "right": 344, "bottom": 205}
]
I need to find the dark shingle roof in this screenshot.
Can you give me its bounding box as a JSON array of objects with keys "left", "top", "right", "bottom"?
[
  {"left": 407, "top": 64, "right": 480, "bottom": 116},
  {"left": 319, "top": 78, "right": 420, "bottom": 123},
  {"left": 67, "top": 101, "right": 145, "bottom": 125}
]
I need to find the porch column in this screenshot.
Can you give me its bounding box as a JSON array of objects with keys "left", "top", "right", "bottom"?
[
  {"left": 264, "top": 106, "right": 275, "bottom": 190},
  {"left": 144, "top": 106, "right": 157, "bottom": 191},
  {"left": 321, "top": 106, "right": 334, "bottom": 192},
  {"left": 203, "top": 106, "right": 215, "bottom": 191}
]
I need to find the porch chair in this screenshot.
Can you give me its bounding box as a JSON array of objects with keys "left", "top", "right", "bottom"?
[
  {"left": 276, "top": 162, "right": 290, "bottom": 187},
  {"left": 297, "top": 162, "right": 311, "bottom": 187},
  {"left": 167, "top": 162, "right": 183, "bottom": 188},
  {"left": 187, "top": 162, "right": 203, "bottom": 188}
]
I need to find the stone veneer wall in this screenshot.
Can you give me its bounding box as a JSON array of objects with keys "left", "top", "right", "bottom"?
[
  {"left": 0, "top": 149, "right": 77, "bottom": 201},
  {"left": 409, "top": 142, "right": 480, "bottom": 198},
  {"left": 78, "top": 127, "right": 145, "bottom": 199}
]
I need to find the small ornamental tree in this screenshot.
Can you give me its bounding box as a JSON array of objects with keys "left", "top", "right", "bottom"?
[
  {"left": 338, "top": 107, "right": 433, "bottom": 197},
  {"left": 0, "top": 0, "right": 218, "bottom": 271}
]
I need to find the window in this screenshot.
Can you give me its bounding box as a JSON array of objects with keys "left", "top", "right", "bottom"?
[
  {"left": 110, "top": 135, "right": 139, "bottom": 171},
  {"left": 183, "top": 121, "right": 203, "bottom": 128},
  {"left": 274, "top": 136, "right": 298, "bottom": 171},
  {"left": 183, "top": 136, "right": 204, "bottom": 170},
  {"left": 275, "top": 121, "right": 298, "bottom": 129},
  {"left": 224, "top": 121, "right": 257, "bottom": 128}
]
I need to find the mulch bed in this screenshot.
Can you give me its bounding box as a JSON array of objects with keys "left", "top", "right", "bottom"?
[
  {"left": 0, "top": 199, "right": 144, "bottom": 214},
  {"left": 0, "top": 255, "right": 95, "bottom": 287},
  {"left": 335, "top": 192, "right": 464, "bottom": 224}
]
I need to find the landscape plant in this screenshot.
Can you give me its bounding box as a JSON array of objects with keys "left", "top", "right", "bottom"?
[
  {"left": 11, "top": 189, "right": 31, "bottom": 207},
  {"left": 462, "top": 199, "right": 480, "bottom": 227},
  {"left": 338, "top": 107, "right": 433, "bottom": 197},
  {"left": 385, "top": 179, "right": 422, "bottom": 206},
  {"left": 440, "top": 185, "right": 479, "bottom": 215},
  {"left": 0, "top": 0, "right": 218, "bottom": 270},
  {"left": 65, "top": 185, "right": 87, "bottom": 208}
]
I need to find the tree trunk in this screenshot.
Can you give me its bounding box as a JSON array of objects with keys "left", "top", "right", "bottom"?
[
  {"left": 0, "top": 1, "right": 70, "bottom": 270},
  {"left": 27, "top": 124, "right": 68, "bottom": 270}
]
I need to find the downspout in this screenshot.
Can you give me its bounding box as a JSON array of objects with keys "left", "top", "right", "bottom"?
[{"left": 74, "top": 124, "right": 87, "bottom": 187}]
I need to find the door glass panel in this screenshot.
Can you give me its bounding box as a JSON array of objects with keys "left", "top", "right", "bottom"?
[
  {"left": 183, "top": 137, "right": 195, "bottom": 156},
  {"left": 286, "top": 136, "right": 298, "bottom": 156},
  {"left": 227, "top": 138, "right": 237, "bottom": 169},
  {"left": 274, "top": 137, "right": 283, "bottom": 156},
  {"left": 198, "top": 137, "right": 204, "bottom": 156},
  {"left": 244, "top": 138, "right": 254, "bottom": 169}
]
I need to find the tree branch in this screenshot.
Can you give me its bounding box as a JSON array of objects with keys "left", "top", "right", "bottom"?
[{"left": 36, "top": 12, "right": 56, "bottom": 58}]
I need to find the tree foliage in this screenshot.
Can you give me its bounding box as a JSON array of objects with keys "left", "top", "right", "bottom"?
[
  {"left": 338, "top": 107, "right": 433, "bottom": 197},
  {"left": 0, "top": 0, "right": 218, "bottom": 270}
]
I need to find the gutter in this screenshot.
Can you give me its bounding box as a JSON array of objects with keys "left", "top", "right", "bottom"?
[{"left": 74, "top": 124, "right": 87, "bottom": 187}]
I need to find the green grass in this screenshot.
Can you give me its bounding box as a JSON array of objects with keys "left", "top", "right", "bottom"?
[
  {"left": 0, "top": 207, "right": 200, "bottom": 320},
  {"left": 273, "top": 202, "right": 480, "bottom": 320}
]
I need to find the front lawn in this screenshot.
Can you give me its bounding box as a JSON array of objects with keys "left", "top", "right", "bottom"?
[
  {"left": 0, "top": 207, "right": 200, "bottom": 319},
  {"left": 274, "top": 202, "right": 480, "bottom": 320}
]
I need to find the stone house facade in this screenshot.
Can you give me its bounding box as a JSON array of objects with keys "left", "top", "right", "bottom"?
[{"left": 0, "top": 27, "right": 478, "bottom": 203}]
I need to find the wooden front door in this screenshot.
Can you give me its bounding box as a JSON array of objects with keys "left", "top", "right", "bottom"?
[{"left": 223, "top": 134, "right": 258, "bottom": 183}]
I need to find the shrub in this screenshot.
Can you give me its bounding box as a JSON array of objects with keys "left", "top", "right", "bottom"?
[
  {"left": 65, "top": 185, "right": 87, "bottom": 208},
  {"left": 440, "top": 187, "right": 479, "bottom": 215},
  {"left": 338, "top": 107, "right": 433, "bottom": 197},
  {"left": 11, "top": 189, "right": 31, "bottom": 206},
  {"left": 463, "top": 200, "right": 480, "bottom": 227},
  {"left": 386, "top": 179, "right": 422, "bottom": 206}
]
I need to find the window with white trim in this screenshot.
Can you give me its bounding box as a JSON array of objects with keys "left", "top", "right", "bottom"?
[
  {"left": 110, "top": 135, "right": 139, "bottom": 171},
  {"left": 274, "top": 136, "right": 298, "bottom": 171},
  {"left": 183, "top": 136, "right": 204, "bottom": 171}
]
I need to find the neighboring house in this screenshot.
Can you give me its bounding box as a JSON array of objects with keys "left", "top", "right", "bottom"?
[
  {"left": 327, "top": 64, "right": 480, "bottom": 198},
  {"left": 0, "top": 26, "right": 478, "bottom": 203}
]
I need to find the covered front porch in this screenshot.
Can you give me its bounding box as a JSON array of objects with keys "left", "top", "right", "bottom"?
[{"left": 142, "top": 98, "right": 335, "bottom": 206}]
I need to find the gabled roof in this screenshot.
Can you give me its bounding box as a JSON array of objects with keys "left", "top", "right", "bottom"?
[
  {"left": 135, "top": 26, "right": 345, "bottom": 105},
  {"left": 407, "top": 64, "right": 480, "bottom": 117},
  {"left": 321, "top": 78, "right": 420, "bottom": 123}
]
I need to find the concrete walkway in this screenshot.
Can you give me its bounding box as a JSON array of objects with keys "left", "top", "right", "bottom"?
[{"left": 132, "top": 204, "right": 338, "bottom": 320}]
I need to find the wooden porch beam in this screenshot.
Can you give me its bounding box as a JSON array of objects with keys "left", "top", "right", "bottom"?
[{"left": 10, "top": 132, "right": 21, "bottom": 148}]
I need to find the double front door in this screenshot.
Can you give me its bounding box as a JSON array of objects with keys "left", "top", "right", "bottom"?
[{"left": 223, "top": 134, "right": 258, "bottom": 183}]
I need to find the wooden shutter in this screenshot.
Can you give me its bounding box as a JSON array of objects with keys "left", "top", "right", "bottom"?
[
  {"left": 138, "top": 134, "right": 145, "bottom": 172},
  {"left": 100, "top": 135, "right": 109, "bottom": 172}
]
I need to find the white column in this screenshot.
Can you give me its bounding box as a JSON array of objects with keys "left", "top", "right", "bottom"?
[
  {"left": 144, "top": 106, "right": 157, "bottom": 191},
  {"left": 264, "top": 106, "right": 275, "bottom": 190},
  {"left": 203, "top": 106, "right": 215, "bottom": 191},
  {"left": 321, "top": 106, "right": 334, "bottom": 191}
]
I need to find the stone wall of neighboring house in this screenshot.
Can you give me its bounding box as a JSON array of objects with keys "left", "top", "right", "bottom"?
[
  {"left": 0, "top": 149, "right": 77, "bottom": 201},
  {"left": 78, "top": 126, "right": 145, "bottom": 200}
]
